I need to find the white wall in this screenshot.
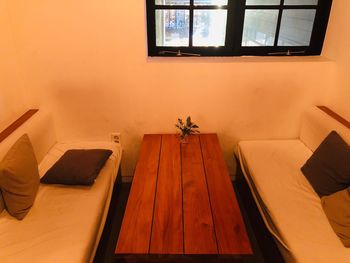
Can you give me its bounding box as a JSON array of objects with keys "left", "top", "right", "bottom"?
[
  {"left": 5, "top": 1, "right": 337, "bottom": 177},
  {"left": 0, "top": 1, "right": 27, "bottom": 130},
  {"left": 322, "top": 1, "right": 350, "bottom": 120}
]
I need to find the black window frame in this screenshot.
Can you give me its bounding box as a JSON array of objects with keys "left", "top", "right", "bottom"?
[{"left": 146, "top": 0, "right": 333, "bottom": 57}]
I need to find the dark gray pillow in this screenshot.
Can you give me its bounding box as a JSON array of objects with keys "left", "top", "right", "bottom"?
[
  {"left": 41, "top": 149, "right": 112, "bottom": 186},
  {"left": 301, "top": 131, "right": 350, "bottom": 197}
]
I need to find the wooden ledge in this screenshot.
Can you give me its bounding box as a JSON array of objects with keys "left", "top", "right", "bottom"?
[
  {"left": 317, "top": 106, "right": 350, "bottom": 129},
  {"left": 0, "top": 109, "right": 39, "bottom": 143}
]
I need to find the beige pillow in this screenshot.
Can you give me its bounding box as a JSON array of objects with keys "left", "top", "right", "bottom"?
[
  {"left": 321, "top": 187, "right": 350, "bottom": 247},
  {"left": 0, "top": 134, "right": 40, "bottom": 220},
  {"left": 0, "top": 191, "right": 4, "bottom": 214}
]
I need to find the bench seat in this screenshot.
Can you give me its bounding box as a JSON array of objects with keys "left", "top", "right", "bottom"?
[
  {"left": 237, "top": 106, "right": 350, "bottom": 262},
  {"left": 0, "top": 111, "right": 122, "bottom": 263}
]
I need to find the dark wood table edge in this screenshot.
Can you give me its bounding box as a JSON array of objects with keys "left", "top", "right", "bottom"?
[{"left": 114, "top": 254, "right": 254, "bottom": 263}]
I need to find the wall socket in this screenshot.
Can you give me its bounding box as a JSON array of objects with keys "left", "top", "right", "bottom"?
[{"left": 110, "top": 132, "right": 121, "bottom": 144}]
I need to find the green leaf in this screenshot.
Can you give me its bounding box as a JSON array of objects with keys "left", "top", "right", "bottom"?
[{"left": 186, "top": 116, "right": 191, "bottom": 126}]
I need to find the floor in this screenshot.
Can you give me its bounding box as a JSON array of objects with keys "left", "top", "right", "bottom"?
[
  {"left": 93, "top": 182, "right": 131, "bottom": 263},
  {"left": 93, "top": 181, "right": 284, "bottom": 263}
]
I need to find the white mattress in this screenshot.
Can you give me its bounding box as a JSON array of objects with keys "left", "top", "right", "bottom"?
[
  {"left": 238, "top": 140, "right": 350, "bottom": 263},
  {"left": 0, "top": 141, "right": 122, "bottom": 263}
]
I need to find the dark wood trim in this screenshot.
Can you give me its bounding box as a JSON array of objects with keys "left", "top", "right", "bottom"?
[
  {"left": 317, "top": 106, "right": 350, "bottom": 129},
  {"left": 0, "top": 109, "right": 39, "bottom": 143}
]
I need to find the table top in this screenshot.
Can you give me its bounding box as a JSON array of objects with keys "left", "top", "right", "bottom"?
[{"left": 115, "top": 134, "right": 252, "bottom": 256}]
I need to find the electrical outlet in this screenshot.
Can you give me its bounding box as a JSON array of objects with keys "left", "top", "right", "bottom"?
[{"left": 110, "top": 132, "right": 121, "bottom": 144}]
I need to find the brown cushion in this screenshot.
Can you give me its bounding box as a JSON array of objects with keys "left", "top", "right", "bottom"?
[
  {"left": 301, "top": 131, "right": 350, "bottom": 197},
  {"left": 0, "top": 134, "right": 40, "bottom": 220},
  {"left": 41, "top": 149, "right": 112, "bottom": 186},
  {"left": 322, "top": 188, "right": 350, "bottom": 247},
  {"left": 0, "top": 191, "right": 4, "bottom": 214}
]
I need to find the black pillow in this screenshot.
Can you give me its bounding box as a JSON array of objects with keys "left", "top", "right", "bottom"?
[
  {"left": 41, "top": 149, "right": 112, "bottom": 185},
  {"left": 301, "top": 131, "right": 350, "bottom": 197}
]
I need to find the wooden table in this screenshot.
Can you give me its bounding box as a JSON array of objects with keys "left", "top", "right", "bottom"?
[{"left": 115, "top": 134, "right": 252, "bottom": 260}]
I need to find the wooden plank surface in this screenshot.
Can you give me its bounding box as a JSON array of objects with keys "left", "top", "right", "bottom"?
[
  {"left": 150, "top": 134, "right": 183, "bottom": 254},
  {"left": 115, "top": 134, "right": 161, "bottom": 254},
  {"left": 200, "top": 134, "right": 252, "bottom": 255},
  {"left": 0, "top": 109, "right": 38, "bottom": 143},
  {"left": 182, "top": 135, "right": 218, "bottom": 254}
]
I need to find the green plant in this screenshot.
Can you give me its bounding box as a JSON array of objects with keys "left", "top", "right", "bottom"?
[{"left": 175, "top": 116, "right": 200, "bottom": 141}]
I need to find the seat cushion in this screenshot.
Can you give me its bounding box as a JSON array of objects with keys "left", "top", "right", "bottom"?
[
  {"left": 0, "top": 141, "right": 122, "bottom": 263},
  {"left": 0, "top": 134, "right": 40, "bottom": 220},
  {"left": 238, "top": 139, "right": 350, "bottom": 263}
]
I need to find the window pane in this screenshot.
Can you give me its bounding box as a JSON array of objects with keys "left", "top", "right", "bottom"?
[
  {"left": 194, "top": 0, "right": 228, "bottom": 5},
  {"left": 246, "top": 0, "right": 280, "bottom": 5},
  {"left": 242, "top": 10, "right": 278, "bottom": 46},
  {"left": 193, "top": 10, "right": 227, "bottom": 46},
  {"left": 278, "top": 9, "right": 316, "bottom": 46},
  {"left": 156, "top": 10, "right": 190, "bottom": 46},
  {"left": 155, "top": 0, "right": 190, "bottom": 5},
  {"left": 284, "top": 0, "right": 318, "bottom": 5}
]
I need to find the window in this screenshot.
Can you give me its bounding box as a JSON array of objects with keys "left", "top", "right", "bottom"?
[{"left": 146, "top": 0, "right": 332, "bottom": 56}]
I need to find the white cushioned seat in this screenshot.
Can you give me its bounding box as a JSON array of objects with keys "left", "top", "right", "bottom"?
[
  {"left": 0, "top": 111, "right": 122, "bottom": 263},
  {"left": 0, "top": 141, "right": 121, "bottom": 263},
  {"left": 238, "top": 106, "right": 350, "bottom": 263}
]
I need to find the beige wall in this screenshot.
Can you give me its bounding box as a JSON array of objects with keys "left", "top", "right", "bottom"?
[
  {"left": 0, "top": 0, "right": 27, "bottom": 130},
  {"left": 5, "top": 1, "right": 338, "bottom": 177},
  {"left": 323, "top": 0, "right": 350, "bottom": 120}
]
